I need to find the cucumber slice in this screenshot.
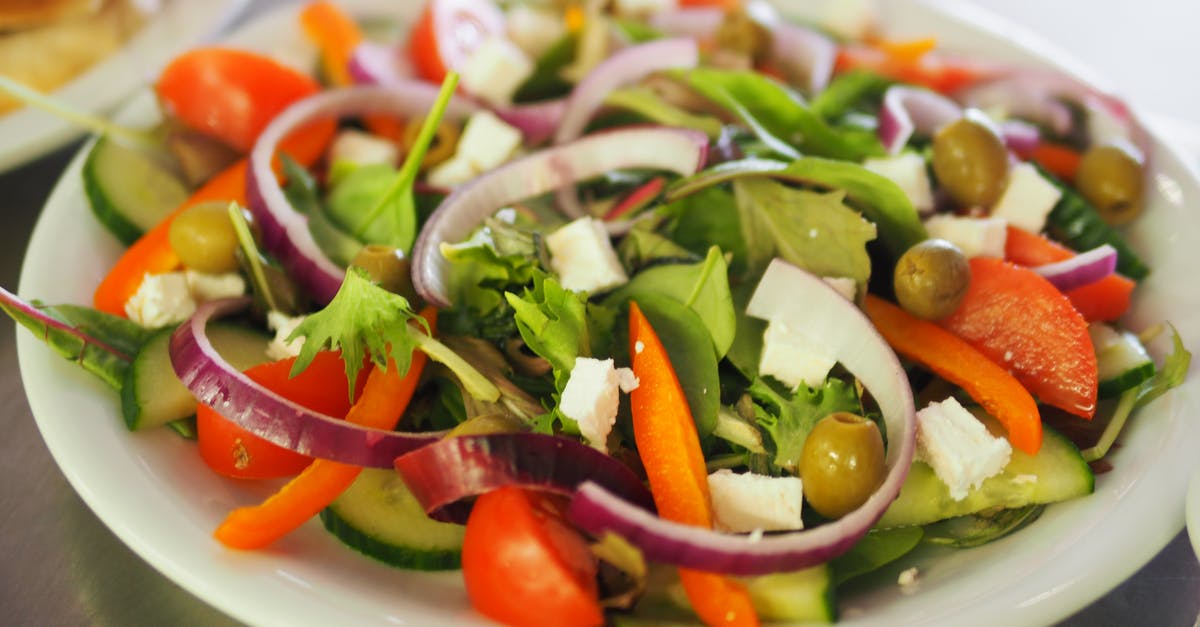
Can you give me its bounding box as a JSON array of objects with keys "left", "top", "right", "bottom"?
[
  {"left": 321, "top": 468, "right": 465, "bottom": 570},
  {"left": 740, "top": 565, "right": 836, "bottom": 623},
  {"left": 877, "top": 417, "right": 1094, "bottom": 528},
  {"left": 121, "top": 324, "right": 270, "bottom": 430},
  {"left": 84, "top": 136, "right": 189, "bottom": 246},
  {"left": 1091, "top": 323, "right": 1155, "bottom": 398}
]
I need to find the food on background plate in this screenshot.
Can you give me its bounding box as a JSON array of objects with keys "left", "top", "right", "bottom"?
[{"left": 3, "top": 0, "right": 1191, "bottom": 625}]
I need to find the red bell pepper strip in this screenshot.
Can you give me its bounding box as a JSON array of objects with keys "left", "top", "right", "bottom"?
[
  {"left": 628, "top": 302, "right": 760, "bottom": 627},
  {"left": 939, "top": 257, "right": 1099, "bottom": 419}
]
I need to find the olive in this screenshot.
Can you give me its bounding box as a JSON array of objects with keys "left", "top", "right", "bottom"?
[
  {"left": 1075, "top": 142, "right": 1144, "bottom": 226},
  {"left": 931, "top": 110, "right": 1010, "bottom": 208},
  {"left": 714, "top": 8, "right": 772, "bottom": 63},
  {"left": 350, "top": 244, "right": 418, "bottom": 302},
  {"left": 446, "top": 413, "right": 527, "bottom": 438},
  {"left": 799, "top": 412, "right": 886, "bottom": 519},
  {"left": 168, "top": 201, "right": 242, "bottom": 273},
  {"left": 893, "top": 238, "right": 971, "bottom": 320},
  {"left": 401, "top": 118, "right": 461, "bottom": 170}
]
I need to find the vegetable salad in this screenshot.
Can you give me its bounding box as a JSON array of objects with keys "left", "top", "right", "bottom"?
[{"left": 3, "top": 0, "right": 1191, "bottom": 625}]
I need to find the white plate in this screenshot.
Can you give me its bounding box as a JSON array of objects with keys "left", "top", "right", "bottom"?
[
  {"left": 0, "top": 0, "right": 250, "bottom": 173},
  {"left": 15, "top": 1, "right": 1200, "bottom": 626}
]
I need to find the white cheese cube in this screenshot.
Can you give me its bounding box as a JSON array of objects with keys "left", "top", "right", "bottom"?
[
  {"left": 460, "top": 35, "right": 534, "bottom": 107},
  {"left": 546, "top": 217, "right": 629, "bottom": 294},
  {"left": 708, "top": 469, "right": 804, "bottom": 533},
  {"left": 922, "top": 214, "right": 1008, "bottom": 258},
  {"left": 506, "top": 5, "right": 566, "bottom": 59},
  {"left": 329, "top": 129, "right": 398, "bottom": 169},
  {"left": 613, "top": 0, "right": 678, "bottom": 18},
  {"left": 266, "top": 311, "right": 307, "bottom": 361},
  {"left": 990, "top": 162, "right": 1062, "bottom": 233},
  {"left": 822, "top": 276, "right": 857, "bottom": 301},
  {"left": 426, "top": 157, "right": 477, "bottom": 188},
  {"left": 558, "top": 357, "right": 639, "bottom": 451},
  {"left": 863, "top": 153, "right": 935, "bottom": 213},
  {"left": 427, "top": 111, "right": 523, "bottom": 187},
  {"left": 185, "top": 270, "right": 246, "bottom": 303},
  {"left": 125, "top": 272, "right": 196, "bottom": 328},
  {"left": 915, "top": 397, "right": 1012, "bottom": 501},
  {"left": 759, "top": 318, "right": 837, "bottom": 390}
]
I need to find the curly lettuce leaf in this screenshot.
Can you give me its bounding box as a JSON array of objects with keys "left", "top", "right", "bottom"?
[
  {"left": 748, "top": 376, "right": 862, "bottom": 474},
  {"left": 505, "top": 272, "right": 616, "bottom": 387}
]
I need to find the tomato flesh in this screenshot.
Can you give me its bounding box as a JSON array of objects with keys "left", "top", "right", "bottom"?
[{"left": 462, "top": 487, "right": 603, "bottom": 627}]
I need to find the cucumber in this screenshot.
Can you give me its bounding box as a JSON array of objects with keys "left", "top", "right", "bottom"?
[
  {"left": 320, "top": 468, "right": 464, "bottom": 570},
  {"left": 877, "top": 418, "right": 1094, "bottom": 528},
  {"left": 1091, "top": 322, "right": 1155, "bottom": 398},
  {"left": 83, "top": 136, "right": 189, "bottom": 246},
  {"left": 665, "top": 564, "right": 835, "bottom": 624},
  {"left": 121, "top": 324, "right": 270, "bottom": 430}
]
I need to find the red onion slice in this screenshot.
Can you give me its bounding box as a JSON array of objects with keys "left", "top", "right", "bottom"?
[
  {"left": 1033, "top": 244, "right": 1118, "bottom": 292},
  {"left": 770, "top": 22, "right": 837, "bottom": 95},
  {"left": 956, "top": 70, "right": 1133, "bottom": 144},
  {"left": 566, "top": 259, "right": 917, "bottom": 576},
  {"left": 1000, "top": 118, "right": 1041, "bottom": 155},
  {"left": 247, "top": 86, "right": 478, "bottom": 304},
  {"left": 554, "top": 38, "right": 699, "bottom": 144},
  {"left": 347, "top": 41, "right": 415, "bottom": 86},
  {"left": 493, "top": 97, "right": 568, "bottom": 145},
  {"left": 411, "top": 126, "right": 709, "bottom": 307},
  {"left": 169, "top": 298, "right": 439, "bottom": 467},
  {"left": 649, "top": 7, "right": 724, "bottom": 38},
  {"left": 879, "top": 85, "right": 962, "bottom": 154},
  {"left": 393, "top": 432, "right": 656, "bottom": 524}
]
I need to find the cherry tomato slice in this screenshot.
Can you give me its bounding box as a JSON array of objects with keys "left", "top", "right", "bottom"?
[
  {"left": 408, "top": 0, "right": 505, "bottom": 83},
  {"left": 462, "top": 487, "right": 604, "bottom": 627}
]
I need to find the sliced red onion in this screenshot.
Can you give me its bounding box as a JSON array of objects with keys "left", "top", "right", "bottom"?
[
  {"left": 412, "top": 126, "right": 709, "bottom": 307},
  {"left": 393, "top": 432, "right": 656, "bottom": 524},
  {"left": 1000, "top": 118, "right": 1041, "bottom": 155},
  {"left": 347, "top": 41, "right": 415, "bottom": 86},
  {"left": 493, "top": 97, "right": 568, "bottom": 145},
  {"left": 770, "top": 22, "right": 837, "bottom": 95},
  {"left": 879, "top": 85, "right": 962, "bottom": 154},
  {"left": 169, "top": 298, "right": 440, "bottom": 467},
  {"left": 247, "top": 86, "right": 478, "bottom": 304},
  {"left": 956, "top": 70, "right": 1133, "bottom": 143},
  {"left": 1033, "top": 244, "right": 1118, "bottom": 292},
  {"left": 649, "top": 7, "right": 724, "bottom": 38},
  {"left": 567, "top": 259, "right": 917, "bottom": 576},
  {"left": 554, "top": 38, "right": 699, "bottom": 144}
]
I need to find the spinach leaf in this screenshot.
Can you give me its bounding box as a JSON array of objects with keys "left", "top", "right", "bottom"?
[
  {"left": 830, "top": 527, "right": 924, "bottom": 584},
  {"left": 659, "top": 185, "right": 747, "bottom": 273}
]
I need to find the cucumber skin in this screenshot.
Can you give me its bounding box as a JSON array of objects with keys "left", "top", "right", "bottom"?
[
  {"left": 877, "top": 425, "right": 1094, "bottom": 528},
  {"left": 1098, "top": 362, "right": 1155, "bottom": 398},
  {"left": 319, "top": 508, "right": 462, "bottom": 571},
  {"left": 83, "top": 137, "right": 189, "bottom": 247},
  {"left": 1039, "top": 165, "right": 1149, "bottom": 280},
  {"left": 84, "top": 141, "right": 143, "bottom": 246}
]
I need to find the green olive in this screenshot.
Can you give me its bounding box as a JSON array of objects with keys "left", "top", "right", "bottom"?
[
  {"left": 168, "top": 201, "right": 241, "bottom": 273},
  {"left": 932, "top": 110, "right": 1010, "bottom": 208},
  {"left": 401, "top": 118, "right": 461, "bottom": 170},
  {"left": 893, "top": 238, "right": 971, "bottom": 320},
  {"left": 799, "top": 412, "right": 886, "bottom": 519},
  {"left": 446, "top": 413, "right": 527, "bottom": 438},
  {"left": 350, "top": 244, "right": 418, "bottom": 302},
  {"left": 1075, "top": 143, "right": 1144, "bottom": 226}
]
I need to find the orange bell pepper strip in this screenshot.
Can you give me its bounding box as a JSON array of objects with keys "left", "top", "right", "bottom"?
[
  {"left": 91, "top": 118, "right": 336, "bottom": 317},
  {"left": 1003, "top": 225, "right": 1134, "bottom": 322},
  {"left": 213, "top": 308, "right": 436, "bottom": 550},
  {"left": 628, "top": 302, "right": 759, "bottom": 627},
  {"left": 834, "top": 43, "right": 1002, "bottom": 94},
  {"left": 863, "top": 295, "right": 1042, "bottom": 454},
  {"left": 1026, "top": 143, "right": 1082, "bottom": 181}
]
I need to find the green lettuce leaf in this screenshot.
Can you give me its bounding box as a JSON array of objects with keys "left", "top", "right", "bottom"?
[
  {"left": 748, "top": 376, "right": 862, "bottom": 474},
  {"left": 505, "top": 272, "right": 616, "bottom": 387},
  {"left": 733, "top": 177, "right": 877, "bottom": 284},
  {"left": 604, "top": 86, "right": 723, "bottom": 138}
]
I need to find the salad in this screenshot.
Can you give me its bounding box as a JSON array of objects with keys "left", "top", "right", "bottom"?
[{"left": 3, "top": 0, "right": 1192, "bottom": 625}]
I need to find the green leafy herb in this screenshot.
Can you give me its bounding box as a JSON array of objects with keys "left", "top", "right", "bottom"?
[
  {"left": 440, "top": 218, "right": 545, "bottom": 343},
  {"left": 505, "top": 272, "right": 600, "bottom": 385},
  {"left": 616, "top": 225, "right": 698, "bottom": 271},
  {"left": 733, "top": 177, "right": 877, "bottom": 285},
  {"left": 809, "top": 70, "right": 892, "bottom": 121},
  {"left": 514, "top": 32, "right": 578, "bottom": 103},
  {"left": 658, "top": 185, "right": 747, "bottom": 272},
  {"left": 829, "top": 527, "right": 924, "bottom": 584},
  {"left": 748, "top": 376, "right": 862, "bottom": 474},
  {"left": 280, "top": 154, "right": 321, "bottom": 216},
  {"left": 604, "top": 87, "right": 723, "bottom": 138}
]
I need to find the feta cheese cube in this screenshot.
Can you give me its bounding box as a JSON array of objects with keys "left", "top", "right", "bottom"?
[
  {"left": 863, "top": 152, "right": 935, "bottom": 213},
  {"left": 427, "top": 111, "right": 523, "bottom": 187},
  {"left": 266, "top": 311, "right": 307, "bottom": 361},
  {"left": 460, "top": 36, "right": 534, "bottom": 107},
  {"left": 759, "top": 318, "right": 837, "bottom": 390},
  {"left": 427, "top": 157, "right": 477, "bottom": 188},
  {"left": 707, "top": 469, "right": 804, "bottom": 533},
  {"left": 546, "top": 217, "right": 629, "bottom": 294},
  {"left": 613, "top": 0, "right": 678, "bottom": 18},
  {"left": 915, "top": 397, "right": 1012, "bottom": 501},
  {"left": 329, "top": 129, "right": 399, "bottom": 169},
  {"left": 922, "top": 214, "right": 1008, "bottom": 258},
  {"left": 990, "top": 162, "right": 1062, "bottom": 233},
  {"left": 822, "top": 276, "right": 858, "bottom": 301},
  {"left": 186, "top": 270, "right": 246, "bottom": 303},
  {"left": 558, "top": 357, "right": 639, "bottom": 451},
  {"left": 506, "top": 5, "right": 566, "bottom": 59},
  {"left": 125, "top": 272, "right": 196, "bottom": 328}
]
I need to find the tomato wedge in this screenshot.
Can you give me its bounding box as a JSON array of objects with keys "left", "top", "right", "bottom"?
[
  {"left": 408, "top": 0, "right": 505, "bottom": 83},
  {"left": 157, "top": 48, "right": 324, "bottom": 153},
  {"left": 462, "top": 486, "right": 604, "bottom": 627},
  {"left": 940, "top": 257, "right": 1098, "bottom": 419},
  {"left": 196, "top": 351, "right": 364, "bottom": 479}
]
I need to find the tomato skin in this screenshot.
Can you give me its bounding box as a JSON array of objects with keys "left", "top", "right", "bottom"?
[
  {"left": 407, "top": 0, "right": 505, "bottom": 83},
  {"left": 462, "top": 487, "right": 604, "bottom": 627},
  {"left": 197, "top": 351, "right": 364, "bottom": 479},
  {"left": 409, "top": 3, "right": 447, "bottom": 83},
  {"left": 940, "top": 257, "right": 1098, "bottom": 418},
  {"left": 156, "top": 48, "right": 323, "bottom": 153}
]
